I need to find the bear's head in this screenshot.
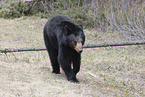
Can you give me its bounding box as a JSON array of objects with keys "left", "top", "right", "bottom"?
[{"left": 61, "top": 21, "right": 85, "bottom": 54}]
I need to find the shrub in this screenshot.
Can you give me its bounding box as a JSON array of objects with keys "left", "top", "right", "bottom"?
[{"left": 0, "top": 0, "right": 144, "bottom": 40}]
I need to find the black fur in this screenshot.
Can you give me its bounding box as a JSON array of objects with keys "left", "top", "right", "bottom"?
[{"left": 43, "top": 14, "right": 85, "bottom": 83}]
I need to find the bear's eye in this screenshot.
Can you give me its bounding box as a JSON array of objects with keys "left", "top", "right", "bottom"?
[{"left": 74, "top": 41, "right": 77, "bottom": 45}]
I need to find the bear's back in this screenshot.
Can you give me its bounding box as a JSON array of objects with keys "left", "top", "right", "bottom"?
[
  {"left": 46, "top": 14, "right": 71, "bottom": 29},
  {"left": 44, "top": 15, "right": 72, "bottom": 49}
]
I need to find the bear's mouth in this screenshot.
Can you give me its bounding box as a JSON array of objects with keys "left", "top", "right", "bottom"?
[{"left": 74, "top": 42, "right": 83, "bottom": 54}]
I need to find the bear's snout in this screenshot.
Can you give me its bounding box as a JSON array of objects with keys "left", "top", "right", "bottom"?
[
  {"left": 74, "top": 42, "right": 83, "bottom": 54},
  {"left": 78, "top": 49, "right": 83, "bottom": 53}
]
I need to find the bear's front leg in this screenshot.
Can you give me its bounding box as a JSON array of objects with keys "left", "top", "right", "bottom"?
[
  {"left": 62, "top": 64, "right": 79, "bottom": 83},
  {"left": 58, "top": 52, "right": 79, "bottom": 83},
  {"left": 73, "top": 54, "right": 81, "bottom": 75}
]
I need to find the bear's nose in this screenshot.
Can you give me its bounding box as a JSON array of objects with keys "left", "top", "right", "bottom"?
[{"left": 79, "top": 49, "right": 83, "bottom": 53}]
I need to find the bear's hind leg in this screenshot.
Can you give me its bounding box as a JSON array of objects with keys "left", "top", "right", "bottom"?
[
  {"left": 44, "top": 33, "right": 60, "bottom": 74},
  {"left": 49, "top": 49, "right": 60, "bottom": 74}
]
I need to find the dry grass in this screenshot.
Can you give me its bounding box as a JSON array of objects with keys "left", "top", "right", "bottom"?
[{"left": 0, "top": 17, "right": 145, "bottom": 97}]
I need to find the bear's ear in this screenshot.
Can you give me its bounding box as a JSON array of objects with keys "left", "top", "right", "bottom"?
[
  {"left": 79, "top": 25, "right": 83, "bottom": 29},
  {"left": 64, "top": 25, "right": 73, "bottom": 36}
]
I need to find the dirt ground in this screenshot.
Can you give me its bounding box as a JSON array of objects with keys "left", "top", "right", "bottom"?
[
  {"left": 0, "top": 51, "right": 119, "bottom": 97},
  {"left": 0, "top": 17, "right": 145, "bottom": 97}
]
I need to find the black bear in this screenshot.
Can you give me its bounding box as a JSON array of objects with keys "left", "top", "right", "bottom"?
[{"left": 43, "top": 14, "right": 85, "bottom": 83}]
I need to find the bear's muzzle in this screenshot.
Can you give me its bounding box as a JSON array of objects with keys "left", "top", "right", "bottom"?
[{"left": 74, "top": 42, "right": 83, "bottom": 54}]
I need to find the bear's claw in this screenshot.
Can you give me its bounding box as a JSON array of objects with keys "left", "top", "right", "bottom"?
[{"left": 52, "top": 71, "right": 61, "bottom": 74}]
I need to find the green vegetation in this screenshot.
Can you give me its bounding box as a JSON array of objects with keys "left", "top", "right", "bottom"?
[
  {"left": 0, "top": 0, "right": 144, "bottom": 41},
  {"left": 0, "top": 17, "right": 145, "bottom": 97}
]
